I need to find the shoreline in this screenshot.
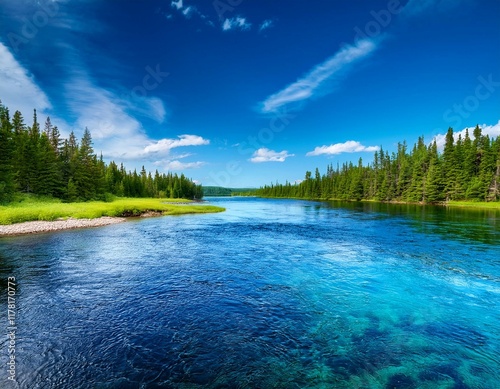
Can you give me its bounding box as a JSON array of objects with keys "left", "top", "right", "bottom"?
[
  {"left": 255, "top": 196, "right": 500, "bottom": 210},
  {"left": 0, "top": 198, "right": 225, "bottom": 233},
  {"left": 0, "top": 217, "right": 127, "bottom": 237}
]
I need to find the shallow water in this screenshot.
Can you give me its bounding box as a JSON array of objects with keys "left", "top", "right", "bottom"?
[{"left": 0, "top": 197, "right": 499, "bottom": 388}]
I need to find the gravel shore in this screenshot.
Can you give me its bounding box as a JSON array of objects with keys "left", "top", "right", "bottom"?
[{"left": 0, "top": 217, "right": 127, "bottom": 237}]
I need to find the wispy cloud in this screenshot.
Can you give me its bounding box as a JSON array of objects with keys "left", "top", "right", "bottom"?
[
  {"left": 182, "top": 6, "right": 196, "bottom": 18},
  {"left": 169, "top": 0, "right": 209, "bottom": 22},
  {"left": 250, "top": 148, "right": 294, "bottom": 163},
  {"left": 44, "top": 34, "right": 208, "bottom": 167},
  {"left": 168, "top": 2, "right": 254, "bottom": 32},
  {"left": 306, "top": 141, "right": 379, "bottom": 156},
  {"left": 161, "top": 160, "right": 206, "bottom": 170},
  {"left": 260, "top": 38, "right": 379, "bottom": 113},
  {"left": 0, "top": 42, "right": 52, "bottom": 118},
  {"left": 259, "top": 19, "right": 273, "bottom": 32},
  {"left": 64, "top": 79, "right": 209, "bottom": 163},
  {"left": 63, "top": 76, "right": 156, "bottom": 158},
  {"left": 0, "top": 11, "right": 210, "bottom": 171},
  {"left": 433, "top": 120, "right": 500, "bottom": 149},
  {"left": 401, "top": 0, "right": 462, "bottom": 17},
  {"left": 222, "top": 17, "right": 251, "bottom": 31},
  {"left": 153, "top": 151, "right": 206, "bottom": 171}
]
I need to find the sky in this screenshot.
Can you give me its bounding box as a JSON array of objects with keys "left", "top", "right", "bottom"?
[{"left": 1, "top": 0, "right": 499, "bottom": 187}]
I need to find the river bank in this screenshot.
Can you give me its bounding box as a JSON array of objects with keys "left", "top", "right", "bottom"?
[
  {"left": 0, "top": 217, "right": 127, "bottom": 236},
  {"left": 0, "top": 197, "right": 225, "bottom": 236}
]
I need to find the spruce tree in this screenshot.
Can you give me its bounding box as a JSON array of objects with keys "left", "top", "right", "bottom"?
[
  {"left": 73, "top": 128, "right": 97, "bottom": 200},
  {"left": 36, "top": 133, "right": 63, "bottom": 197},
  {"left": 0, "top": 102, "right": 15, "bottom": 202},
  {"left": 22, "top": 109, "right": 41, "bottom": 193},
  {"left": 425, "top": 141, "right": 444, "bottom": 202}
]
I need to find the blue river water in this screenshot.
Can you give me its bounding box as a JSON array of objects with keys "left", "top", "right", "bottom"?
[{"left": 0, "top": 197, "right": 499, "bottom": 388}]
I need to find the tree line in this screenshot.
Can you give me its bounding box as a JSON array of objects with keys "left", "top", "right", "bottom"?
[
  {"left": 0, "top": 101, "right": 203, "bottom": 203},
  {"left": 257, "top": 126, "right": 500, "bottom": 203}
]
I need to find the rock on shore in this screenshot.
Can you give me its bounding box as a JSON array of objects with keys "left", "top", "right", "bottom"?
[{"left": 0, "top": 217, "right": 126, "bottom": 236}]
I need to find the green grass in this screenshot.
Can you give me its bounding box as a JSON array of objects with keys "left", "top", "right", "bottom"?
[
  {"left": 0, "top": 197, "right": 225, "bottom": 225},
  {"left": 445, "top": 201, "right": 500, "bottom": 210}
]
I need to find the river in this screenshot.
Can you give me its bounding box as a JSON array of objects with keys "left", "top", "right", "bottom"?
[{"left": 0, "top": 197, "right": 499, "bottom": 388}]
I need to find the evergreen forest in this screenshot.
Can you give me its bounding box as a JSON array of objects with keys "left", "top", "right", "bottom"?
[
  {"left": 0, "top": 101, "right": 203, "bottom": 203},
  {"left": 257, "top": 126, "right": 500, "bottom": 203}
]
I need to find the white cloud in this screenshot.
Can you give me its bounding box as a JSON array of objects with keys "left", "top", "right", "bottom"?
[
  {"left": 250, "top": 148, "right": 294, "bottom": 163},
  {"left": 144, "top": 135, "right": 210, "bottom": 154},
  {"left": 144, "top": 97, "right": 167, "bottom": 122},
  {"left": 260, "top": 38, "right": 379, "bottom": 113},
  {"left": 152, "top": 151, "right": 206, "bottom": 171},
  {"left": 222, "top": 17, "right": 251, "bottom": 31},
  {"left": 306, "top": 141, "right": 379, "bottom": 156},
  {"left": 62, "top": 74, "right": 208, "bottom": 165},
  {"left": 171, "top": 0, "right": 183, "bottom": 10},
  {"left": 433, "top": 120, "right": 500, "bottom": 149},
  {"left": 259, "top": 19, "right": 273, "bottom": 32},
  {"left": 64, "top": 77, "right": 152, "bottom": 158},
  {"left": 0, "top": 42, "right": 52, "bottom": 118},
  {"left": 159, "top": 160, "right": 206, "bottom": 170},
  {"left": 170, "top": 0, "right": 207, "bottom": 21},
  {"left": 0, "top": 38, "right": 207, "bottom": 172}
]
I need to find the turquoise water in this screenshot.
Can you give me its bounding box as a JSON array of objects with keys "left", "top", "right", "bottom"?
[{"left": 0, "top": 198, "right": 499, "bottom": 388}]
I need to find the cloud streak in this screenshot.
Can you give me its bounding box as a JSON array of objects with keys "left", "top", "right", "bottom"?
[
  {"left": 250, "top": 148, "right": 294, "bottom": 163},
  {"left": 259, "top": 19, "right": 273, "bottom": 32},
  {"left": 0, "top": 37, "right": 209, "bottom": 172},
  {"left": 65, "top": 78, "right": 209, "bottom": 163},
  {"left": 306, "top": 140, "right": 379, "bottom": 156},
  {"left": 260, "top": 38, "right": 379, "bottom": 113},
  {"left": 222, "top": 17, "right": 251, "bottom": 31},
  {"left": 401, "top": 0, "right": 463, "bottom": 18},
  {"left": 0, "top": 42, "right": 52, "bottom": 117},
  {"left": 161, "top": 160, "right": 206, "bottom": 170}
]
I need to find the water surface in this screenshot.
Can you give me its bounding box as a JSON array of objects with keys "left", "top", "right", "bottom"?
[{"left": 1, "top": 198, "right": 499, "bottom": 388}]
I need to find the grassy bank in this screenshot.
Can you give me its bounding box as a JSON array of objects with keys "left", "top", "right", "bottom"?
[
  {"left": 0, "top": 197, "right": 225, "bottom": 225},
  {"left": 444, "top": 201, "right": 500, "bottom": 210}
]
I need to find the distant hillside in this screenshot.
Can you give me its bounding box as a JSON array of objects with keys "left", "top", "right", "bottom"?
[{"left": 202, "top": 186, "right": 257, "bottom": 196}]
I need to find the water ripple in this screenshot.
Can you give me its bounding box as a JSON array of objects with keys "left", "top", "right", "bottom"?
[{"left": 0, "top": 198, "right": 498, "bottom": 388}]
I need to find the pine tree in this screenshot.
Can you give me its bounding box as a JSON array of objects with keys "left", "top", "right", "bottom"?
[
  {"left": 21, "top": 109, "right": 41, "bottom": 193},
  {"left": 73, "top": 128, "right": 97, "bottom": 200},
  {"left": 407, "top": 138, "right": 427, "bottom": 202},
  {"left": 425, "top": 141, "right": 444, "bottom": 202},
  {"left": 442, "top": 128, "right": 457, "bottom": 200},
  {"left": 0, "top": 102, "right": 15, "bottom": 202},
  {"left": 396, "top": 142, "right": 411, "bottom": 198},
  {"left": 348, "top": 158, "right": 364, "bottom": 201},
  {"left": 36, "top": 133, "right": 63, "bottom": 197},
  {"left": 50, "top": 125, "right": 62, "bottom": 155},
  {"left": 487, "top": 137, "right": 500, "bottom": 201},
  {"left": 43, "top": 116, "right": 52, "bottom": 137}
]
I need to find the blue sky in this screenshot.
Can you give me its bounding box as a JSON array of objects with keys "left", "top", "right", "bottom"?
[{"left": 1, "top": 0, "right": 499, "bottom": 187}]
